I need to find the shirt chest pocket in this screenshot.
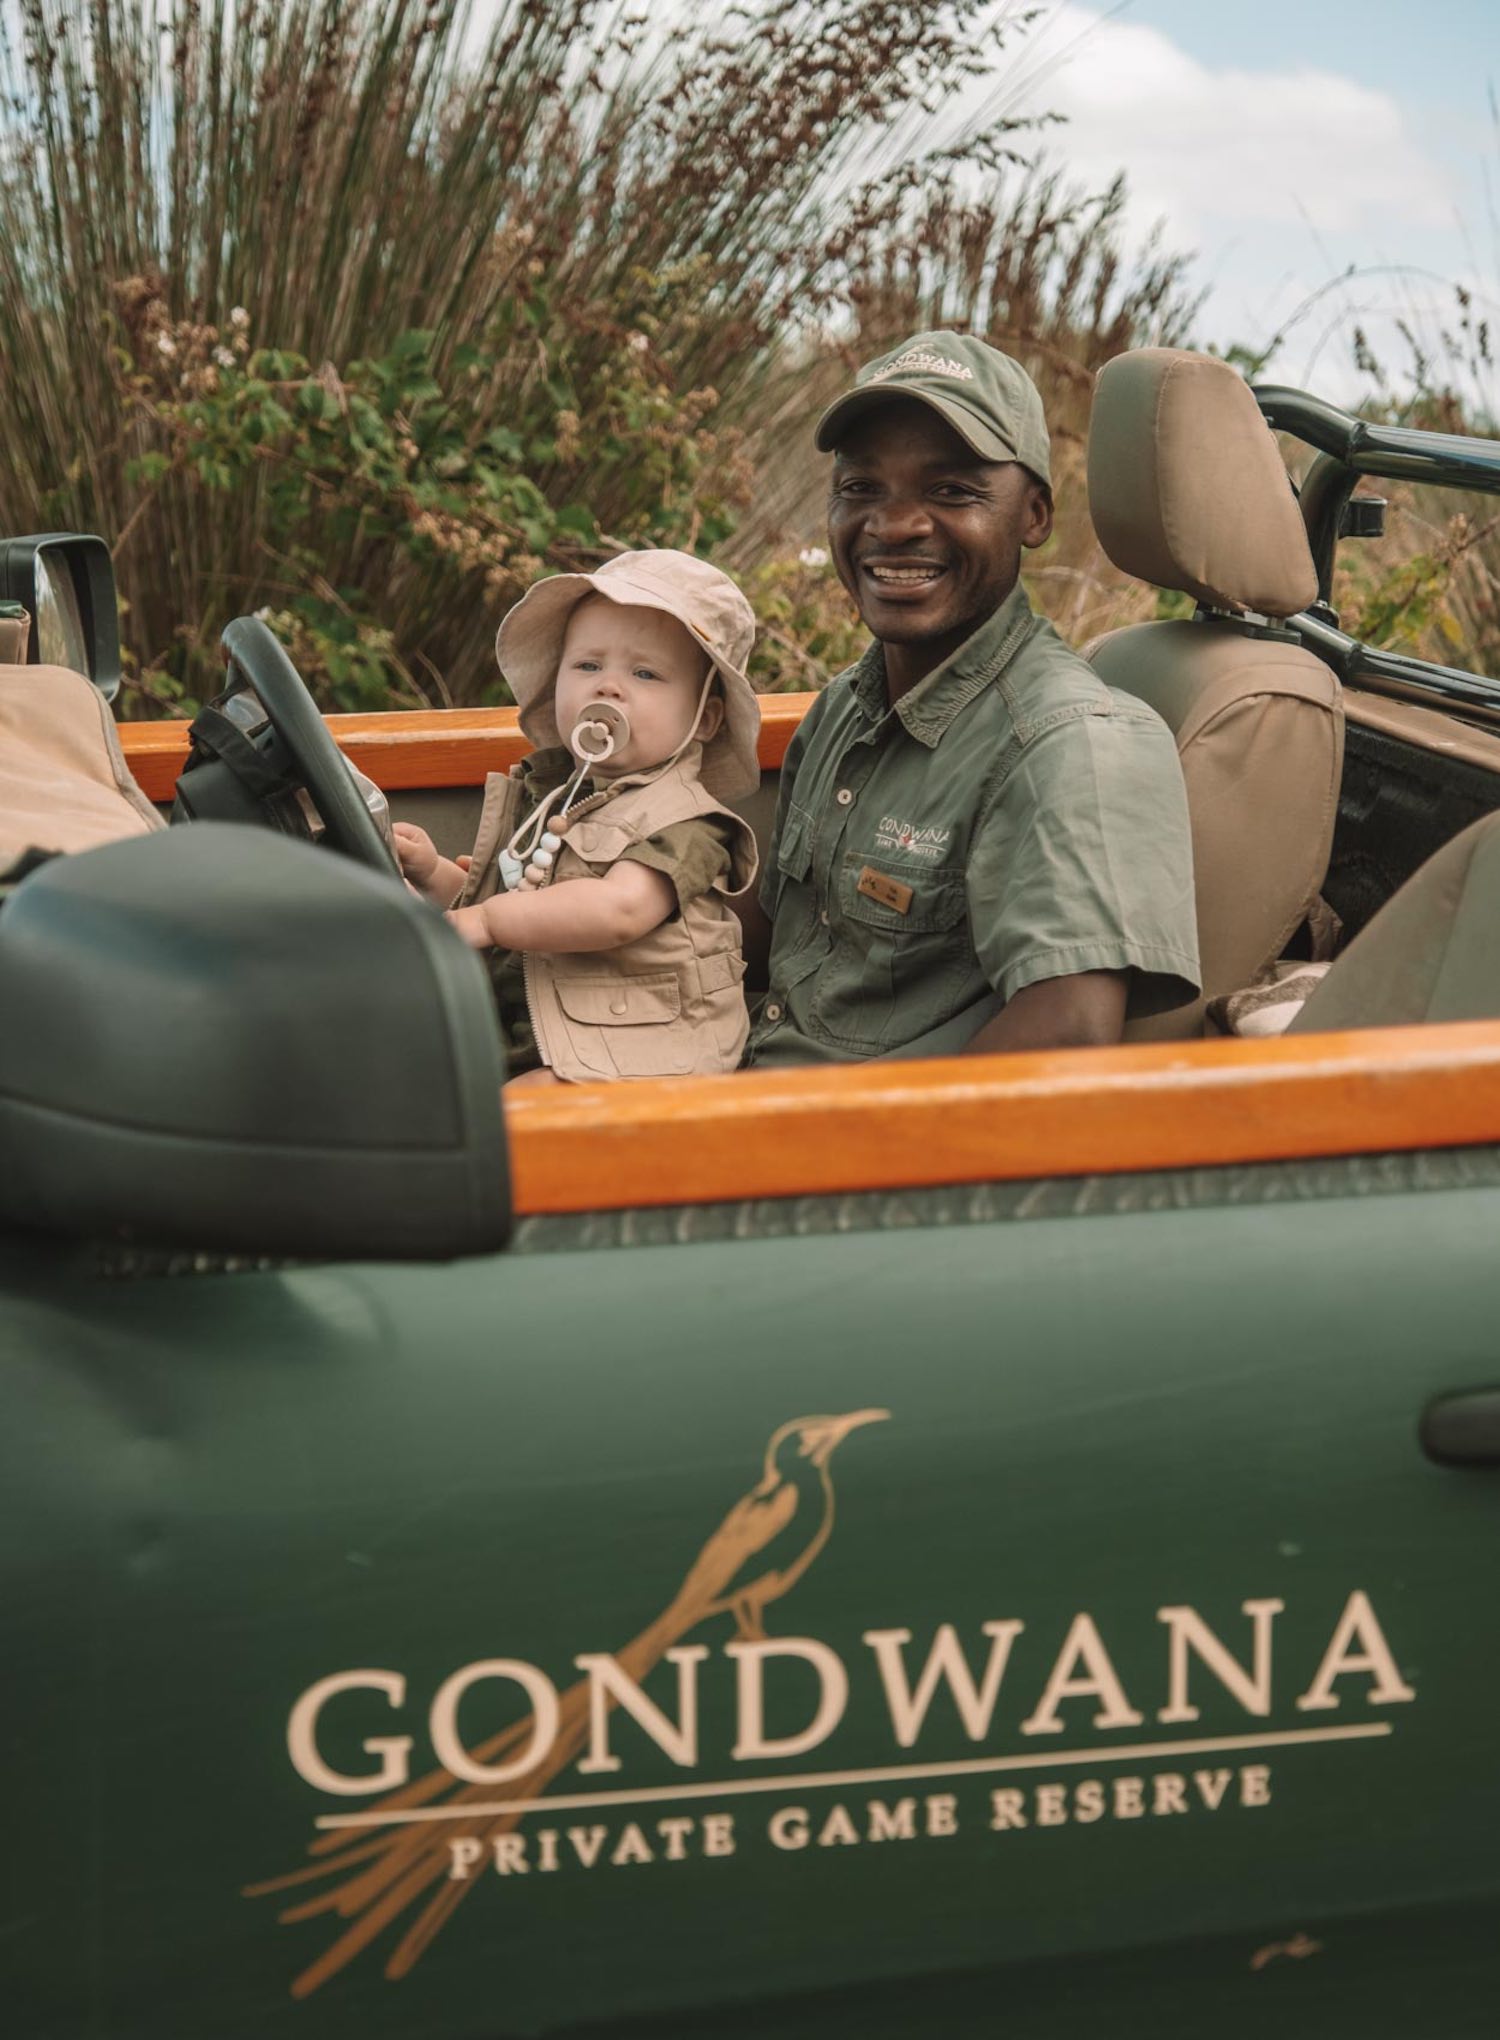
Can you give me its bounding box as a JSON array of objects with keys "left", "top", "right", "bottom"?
[
  {"left": 837, "top": 861, "right": 967, "bottom": 938},
  {"left": 775, "top": 800, "right": 815, "bottom": 885},
  {"left": 767, "top": 800, "right": 817, "bottom": 943},
  {"left": 810, "top": 861, "right": 971, "bottom": 1052}
]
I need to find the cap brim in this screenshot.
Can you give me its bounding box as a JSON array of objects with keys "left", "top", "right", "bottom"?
[{"left": 814, "top": 385, "right": 1018, "bottom": 464}]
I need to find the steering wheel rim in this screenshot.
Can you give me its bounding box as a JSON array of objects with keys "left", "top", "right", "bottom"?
[{"left": 219, "top": 616, "right": 398, "bottom": 877}]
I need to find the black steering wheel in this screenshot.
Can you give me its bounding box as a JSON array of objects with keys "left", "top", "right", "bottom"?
[{"left": 176, "top": 616, "right": 399, "bottom": 877}]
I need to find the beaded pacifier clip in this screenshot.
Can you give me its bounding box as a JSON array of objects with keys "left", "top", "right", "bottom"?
[{"left": 498, "top": 700, "right": 632, "bottom": 891}]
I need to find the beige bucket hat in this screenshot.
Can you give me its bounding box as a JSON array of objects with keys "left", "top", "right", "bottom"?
[{"left": 496, "top": 549, "right": 760, "bottom": 802}]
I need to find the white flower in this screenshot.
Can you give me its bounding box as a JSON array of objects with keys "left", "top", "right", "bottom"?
[
  {"left": 214, "top": 346, "right": 236, "bottom": 370},
  {"left": 627, "top": 331, "right": 649, "bottom": 354},
  {"left": 229, "top": 305, "right": 250, "bottom": 328},
  {"left": 798, "top": 545, "right": 829, "bottom": 568},
  {"left": 156, "top": 333, "right": 177, "bottom": 357}
]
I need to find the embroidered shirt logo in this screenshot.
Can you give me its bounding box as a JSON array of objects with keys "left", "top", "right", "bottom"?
[
  {"left": 867, "top": 348, "right": 975, "bottom": 387},
  {"left": 874, "top": 815, "right": 952, "bottom": 860}
]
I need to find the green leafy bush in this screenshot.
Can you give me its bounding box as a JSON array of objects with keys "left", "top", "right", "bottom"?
[{"left": 1, "top": 0, "right": 1060, "bottom": 712}]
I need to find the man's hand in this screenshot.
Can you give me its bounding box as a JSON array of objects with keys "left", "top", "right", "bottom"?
[
  {"left": 963, "top": 970, "right": 1128, "bottom": 1056},
  {"left": 449, "top": 861, "right": 676, "bottom": 955}
]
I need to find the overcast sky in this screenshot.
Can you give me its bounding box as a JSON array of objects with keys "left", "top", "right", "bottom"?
[{"left": 999, "top": 0, "right": 1497, "bottom": 404}]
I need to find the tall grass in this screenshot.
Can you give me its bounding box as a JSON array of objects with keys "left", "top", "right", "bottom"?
[
  {"left": 1332, "top": 286, "right": 1500, "bottom": 680},
  {"left": 0, "top": 0, "right": 1197, "bottom": 709}
]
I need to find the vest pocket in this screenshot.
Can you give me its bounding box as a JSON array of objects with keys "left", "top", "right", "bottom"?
[
  {"left": 556, "top": 974, "right": 683, "bottom": 1025},
  {"left": 554, "top": 972, "right": 694, "bottom": 1077}
]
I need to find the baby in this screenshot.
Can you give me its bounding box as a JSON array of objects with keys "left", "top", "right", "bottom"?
[{"left": 396, "top": 549, "right": 760, "bottom": 1086}]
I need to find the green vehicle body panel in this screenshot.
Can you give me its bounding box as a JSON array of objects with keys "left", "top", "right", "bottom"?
[{"left": 5, "top": 1159, "right": 1499, "bottom": 2037}]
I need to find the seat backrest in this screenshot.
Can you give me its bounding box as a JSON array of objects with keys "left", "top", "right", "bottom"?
[
  {"left": 1086, "top": 348, "right": 1342, "bottom": 1038},
  {"left": 0, "top": 663, "right": 164, "bottom": 866}
]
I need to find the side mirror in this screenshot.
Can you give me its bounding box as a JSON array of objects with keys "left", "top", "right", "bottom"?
[
  {"left": 0, "top": 532, "right": 121, "bottom": 698},
  {"left": 0, "top": 825, "right": 509, "bottom": 1259}
]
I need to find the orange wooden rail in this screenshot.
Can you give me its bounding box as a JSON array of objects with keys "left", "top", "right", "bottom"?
[
  {"left": 117, "top": 697, "right": 1500, "bottom": 1219},
  {"left": 503, "top": 1020, "right": 1500, "bottom": 1217},
  {"left": 118, "top": 694, "right": 815, "bottom": 803}
]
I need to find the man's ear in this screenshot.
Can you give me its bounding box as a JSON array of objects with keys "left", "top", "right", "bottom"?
[
  {"left": 695, "top": 695, "right": 726, "bottom": 742},
  {"left": 1021, "top": 480, "right": 1054, "bottom": 551}
]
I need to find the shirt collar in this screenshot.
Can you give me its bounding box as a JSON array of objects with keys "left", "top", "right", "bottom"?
[{"left": 849, "top": 580, "right": 1039, "bottom": 748}]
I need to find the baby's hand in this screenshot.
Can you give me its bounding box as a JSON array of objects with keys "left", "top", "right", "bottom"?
[
  {"left": 393, "top": 822, "right": 439, "bottom": 887},
  {"left": 447, "top": 904, "right": 494, "bottom": 951}
]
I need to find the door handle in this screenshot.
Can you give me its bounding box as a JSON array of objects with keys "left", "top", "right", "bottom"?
[{"left": 1420, "top": 1390, "right": 1500, "bottom": 1467}]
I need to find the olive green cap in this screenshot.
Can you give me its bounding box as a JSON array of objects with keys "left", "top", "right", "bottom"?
[{"left": 814, "top": 329, "right": 1051, "bottom": 488}]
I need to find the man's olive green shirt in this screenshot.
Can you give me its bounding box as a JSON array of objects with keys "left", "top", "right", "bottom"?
[{"left": 747, "top": 583, "right": 1199, "bottom": 1065}]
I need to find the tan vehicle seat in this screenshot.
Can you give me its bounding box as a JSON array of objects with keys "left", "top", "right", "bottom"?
[
  {"left": 0, "top": 664, "right": 163, "bottom": 867},
  {"left": 1086, "top": 348, "right": 1343, "bottom": 1038},
  {"left": 1289, "top": 811, "right": 1500, "bottom": 1033}
]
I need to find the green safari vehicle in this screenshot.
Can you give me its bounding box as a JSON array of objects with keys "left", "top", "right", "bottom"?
[{"left": 4, "top": 354, "right": 1500, "bottom": 2038}]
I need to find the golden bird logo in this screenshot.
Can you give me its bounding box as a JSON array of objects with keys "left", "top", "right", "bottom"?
[{"left": 246, "top": 1408, "right": 890, "bottom": 1996}]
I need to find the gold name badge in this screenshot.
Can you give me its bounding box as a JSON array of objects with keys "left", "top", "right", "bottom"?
[{"left": 857, "top": 866, "right": 914, "bottom": 915}]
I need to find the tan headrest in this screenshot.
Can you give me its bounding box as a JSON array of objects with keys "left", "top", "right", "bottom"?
[{"left": 1088, "top": 349, "right": 1317, "bottom": 619}]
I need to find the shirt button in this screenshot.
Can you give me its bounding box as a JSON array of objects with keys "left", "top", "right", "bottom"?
[
  {"left": 765, "top": 1001, "right": 784, "bottom": 1023},
  {"left": 835, "top": 787, "right": 854, "bottom": 806}
]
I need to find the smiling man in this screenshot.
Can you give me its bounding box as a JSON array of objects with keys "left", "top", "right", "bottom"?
[{"left": 743, "top": 330, "right": 1200, "bottom": 1066}]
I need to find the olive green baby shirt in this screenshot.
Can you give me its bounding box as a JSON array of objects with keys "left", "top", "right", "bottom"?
[{"left": 747, "top": 582, "right": 1199, "bottom": 1065}]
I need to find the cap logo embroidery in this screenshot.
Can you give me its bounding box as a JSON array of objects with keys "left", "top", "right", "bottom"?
[{"left": 866, "top": 348, "right": 975, "bottom": 386}]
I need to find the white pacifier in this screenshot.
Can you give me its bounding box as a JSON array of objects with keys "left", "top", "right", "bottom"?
[
  {"left": 568, "top": 699, "right": 631, "bottom": 765},
  {"left": 498, "top": 702, "right": 635, "bottom": 891}
]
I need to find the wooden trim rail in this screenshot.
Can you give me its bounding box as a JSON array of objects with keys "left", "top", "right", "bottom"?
[
  {"left": 117, "top": 700, "right": 1500, "bottom": 1218},
  {"left": 504, "top": 1020, "right": 1500, "bottom": 1217},
  {"left": 118, "top": 694, "right": 816, "bottom": 803}
]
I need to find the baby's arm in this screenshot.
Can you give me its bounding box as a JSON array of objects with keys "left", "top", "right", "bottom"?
[{"left": 448, "top": 863, "right": 675, "bottom": 955}]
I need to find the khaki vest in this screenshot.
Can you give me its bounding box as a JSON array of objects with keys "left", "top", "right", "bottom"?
[{"left": 459, "top": 751, "right": 758, "bottom": 1082}]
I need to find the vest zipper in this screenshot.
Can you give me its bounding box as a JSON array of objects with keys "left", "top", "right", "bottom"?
[{"left": 520, "top": 945, "right": 549, "bottom": 1068}]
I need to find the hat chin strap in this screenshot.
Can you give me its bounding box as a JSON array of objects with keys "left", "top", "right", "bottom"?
[{"left": 657, "top": 663, "right": 715, "bottom": 776}]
